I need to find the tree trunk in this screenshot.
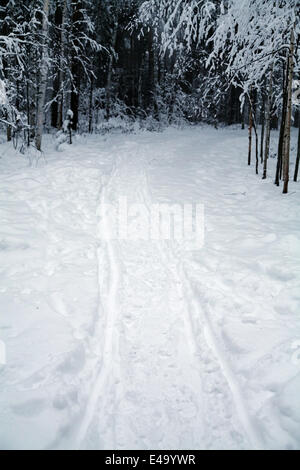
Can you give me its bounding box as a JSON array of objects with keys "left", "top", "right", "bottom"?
[
  {"left": 105, "top": 21, "right": 118, "bottom": 121},
  {"left": 260, "top": 90, "right": 265, "bottom": 164},
  {"left": 253, "top": 117, "right": 259, "bottom": 175},
  {"left": 249, "top": 92, "right": 259, "bottom": 174},
  {"left": 282, "top": 28, "right": 295, "bottom": 194},
  {"left": 262, "top": 64, "right": 274, "bottom": 180},
  {"left": 138, "top": 59, "right": 144, "bottom": 110},
  {"left": 275, "top": 83, "right": 288, "bottom": 186},
  {"left": 88, "top": 77, "right": 94, "bottom": 133},
  {"left": 26, "top": 80, "right": 30, "bottom": 146},
  {"left": 70, "top": 72, "right": 80, "bottom": 131},
  {"left": 35, "top": 0, "right": 50, "bottom": 151},
  {"left": 57, "top": 0, "right": 67, "bottom": 129},
  {"left": 248, "top": 97, "right": 253, "bottom": 166},
  {"left": 294, "top": 116, "right": 300, "bottom": 182},
  {"left": 7, "top": 125, "right": 12, "bottom": 142}
]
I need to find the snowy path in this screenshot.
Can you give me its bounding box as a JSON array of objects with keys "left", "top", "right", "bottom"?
[
  {"left": 75, "top": 143, "right": 258, "bottom": 450},
  {"left": 0, "top": 128, "right": 300, "bottom": 450}
]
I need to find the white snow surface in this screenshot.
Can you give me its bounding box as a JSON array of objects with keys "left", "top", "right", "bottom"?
[{"left": 0, "top": 126, "right": 300, "bottom": 450}]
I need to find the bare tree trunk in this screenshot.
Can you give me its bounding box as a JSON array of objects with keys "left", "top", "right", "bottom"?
[
  {"left": 249, "top": 91, "right": 259, "bottom": 174},
  {"left": 7, "top": 125, "right": 12, "bottom": 142},
  {"left": 275, "top": 72, "right": 288, "bottom": 186},
  {"left": 253, "top": 117, "right": 259, "bottom": 175},
  {"left": 260, "top": 89, "right": 265, "bottom": 164},
  {"left": 57, "top": 0, "right": 67, "bottom": 129},
  {"left": 262, "top": 64, "right": 274, "bottom": 180},
  {"left": 242, "top": 105, "right": 245, "bottom": 130},
  {"left": 105, "top": 21, "right": 118, "bottom": 121},
  {"left": 294, "top": 115, "right": 300, "bottom": 182},
  {"left": 282, "top": 28, "right": 295, "bottom": 194},
  {"left": 35, "top": 0, "right": 50, "bottom": 151},
  {"left": 138, "top": 58, "right": 144, "bottom": 109},
  {"left": 6, "top": 108, "right": 12, "bottom": 142},
  {"left": 26, "top": 80, "right": 30, "bottom": 146},
  {"left": 88, "top": 77, "right": 93, "bottom": 133},
  {"left": 248, "top": 96, "right": 252, "bottom": 166}
]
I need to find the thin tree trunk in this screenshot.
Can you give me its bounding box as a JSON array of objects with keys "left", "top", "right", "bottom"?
[
  {"left": 249, "top": 91, "right": 259, "bottom": 174},
  {"left": 275, "top": 73, "right": 288, "bottom": 186},
  {"left": 88, "top": 77, "right": 93, "bottom": 133},
  {"left": 138, "top": 56, "right": 144, "bottom": 110},
  {"left": 253, "top": 117, "right": 259, "bottom": 175},
  {"left": 105, "top": 21, "right": 118, "bottom": 121},
  {"left": 248, "top": 97, "right": 253, "bottom": 166},
  {"left": 260, "top": 90, "right": 265, "bottom": 164},
  {"left": 262, "top": 64, "right": 274, "bottom": 180},
  {"left": 57, "top": 0, "right": 67, "bottom": 129},
  {"left": 7, "top": 124, "right": 12, "bottom": 142},
  {"left": 242, "top": 105, "right": 245, "bottom": 130},
  {"left": 294, "top": 114, "right": 300, "bottom": 182},
  {"left": 26, "top": 80, "right": 30, "bottom": 146},
  {"left": 70, "top": 66, "right": 80, "bottom": 131},
  {"left": 35, "top": 0, "right": 50, "bottom": 151},
  {"left": 282, "top": 27, "right": 295, "bottom": 194}
]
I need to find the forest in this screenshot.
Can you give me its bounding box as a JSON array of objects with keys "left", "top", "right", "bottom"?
[{"left": 0, "top": 0, "right": 299, "bottom": 192}]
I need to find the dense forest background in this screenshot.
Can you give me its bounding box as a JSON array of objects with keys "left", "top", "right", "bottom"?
[{"left": 0, "top": 0, "right": 299, "bottom": 192}]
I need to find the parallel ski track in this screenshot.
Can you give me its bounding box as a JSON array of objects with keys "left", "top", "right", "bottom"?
[{"left": 77, "top": 143, "right": 264, "bottom": 450}]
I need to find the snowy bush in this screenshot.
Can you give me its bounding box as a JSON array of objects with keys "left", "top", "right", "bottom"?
[{"left": 96, "top": 117, "right": 135, "bottom": 135}]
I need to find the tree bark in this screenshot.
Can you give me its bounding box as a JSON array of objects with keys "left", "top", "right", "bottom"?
[
  {"left": 35, "top": 0, "right": 50, "bottom": 151},
  {"left": 262, "top": 64, "right": 274, "bottom": 180},
  {"left": 275, "top": 76, "right": 288, "bottom": 186},
  {"left": 294, "top": 117, "right": 300, "bottom": 182},
  {"left": 70, "top": 71, "right": 80, "bottom": 131},
  {"left": 88, "top": 76, "right": 94, "bottom": 133},
  {"left": 282, "top": 28, "right": 295, "bottom": 194},
  {"left": 253, "top": 116, "right": 259, "bottom": 175},
  {"left": 105, "top": 21, "right": 118, "bottom": 121},
  {"left": 248, "top": 96, "right": 253, "bottom": 166},
  {"left": 7, "top": 125, "right": 12, "bottom": 142},
  {"left": 260, "top": 90, "right": 265, "bottom": 164},
  {"left": 57, "top": 0, "right": 67, "bottom": 129}
]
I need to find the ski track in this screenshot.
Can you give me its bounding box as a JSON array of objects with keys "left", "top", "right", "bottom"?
[
  {"left": 74, "top": 141, "right": 263, "bottom": 450},
  {"left": 76, "top": 155, "right": 122, "bottom": 449}
]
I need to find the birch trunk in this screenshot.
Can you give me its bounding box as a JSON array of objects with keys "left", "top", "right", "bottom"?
[
  {"left": 249, "top": 91, "right": 259, "bottom": 174},
  {"left": 57, "top": 0, "right": 67, "bottom": 129},
  {"left": 282, "top": 28, "right": 295, "bottom": 194},
  {"left": 275, "top": 67, "right": 288, "bottom": 186},
  {"left": 262, "top": 64, "right": 274, "bottom": 180},
  {"left": 35, "top": 0, "right": 50, "bottom": 151}
]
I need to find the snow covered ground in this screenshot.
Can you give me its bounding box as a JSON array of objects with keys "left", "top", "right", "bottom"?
[{"left": 0, "top": 126, "right": 300, "bottom": 450}]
